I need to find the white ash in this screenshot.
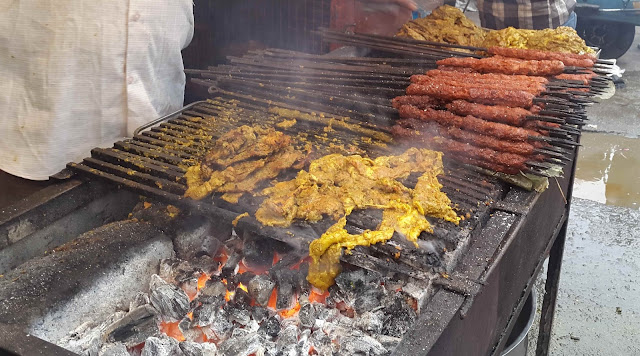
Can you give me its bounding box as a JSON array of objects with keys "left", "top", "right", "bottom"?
[
  {"left": 141, "top": 335, "right": 181, "bottom": 356},
  {"left": 149, "top": 274, "right": 190, "bottom": 322},
  {"left": 98, "top": 342, "right": 129, "bottom": 356},
  {"left": 57, "top": 311, "right": 127, "bottom": 356}
]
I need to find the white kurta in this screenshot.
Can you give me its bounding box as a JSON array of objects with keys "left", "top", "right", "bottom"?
[{"left": 0, "top": 0, "right": 194, "bottom": 180}]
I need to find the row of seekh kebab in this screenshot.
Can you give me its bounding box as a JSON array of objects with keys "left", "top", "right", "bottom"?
[{"left": 390, "top": 48, "right": 610, "bottom": 177}]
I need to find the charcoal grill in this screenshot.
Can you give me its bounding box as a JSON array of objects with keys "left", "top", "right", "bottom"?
[{"left": 0, "top": 22, "right": 591, "bottom": 356}]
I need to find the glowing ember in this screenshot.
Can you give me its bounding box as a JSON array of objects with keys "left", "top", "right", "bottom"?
[
  {"left": 225, "top": 289, "right": 234, "bottom": 302},
  {"left": 237, "top": 261, "right": 248, "bottom": 274},
  {"left": 278, "top": 301, "right": 301, "bottom": 319},
  {"left": 159, "top": 321, "right": 185, "bottom": 342},
  {"left": 237, "top": 282, "right": 248, "bottom": 293},
  {"left": 197, "top": 273, "right": 209, "bottom": 291},
  {"left": 187, "top": 312, "right": 194, "bottom": 319},
  {"left": 308, "top": 289, "right": 329, "bottom": 304},
  {"left": 267, "top": 289, "right": 278, "bottom": 309}
]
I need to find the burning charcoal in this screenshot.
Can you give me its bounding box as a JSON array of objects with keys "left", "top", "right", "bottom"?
[
  {"left": 334, "top": 269, "right": 379, "bottom": 299},
  {"left": 221, "top": 252, "right": 242, "bottom": 278},
  {"left": 242, "top": 232, "right": 276, "bottom": 270},
  {"left": 247, "top": 274, "right": 276, "bottom": 306},
  {"left": 298, "top": 303, "right": 316, "bottom": 329},
  {"left": 402, "top": 279, "right": 432, "bottom": 312},
  {"left": 182, "top": 277, "right": 200, "bottom": 300},
  {"left": 174, "top": 215, "right": 216, "bottom": 259},
  {"left": 104, "top": 305, "right": 160, "bottom": 347},
  {"left": 375, "top": 335, "right": 402, "bottom": 351},
  {"left": 158, "top": 258, "right": 194, "bottom": 283},
  {"left": 340, "top": 334, "right": 387, "bottom": 356},
  {"left": 263, "top": 341, "right": 278, "bottom": 356},
  {"left": 296, "top": 329, "right": 312, "bottom": 355},
  {"left": 259, "top": 316, "right": 281, "bottom": 338},
  {"left": 251, "top": 306, "right": 269, "bottom": 323},
  {"left": 141, "top": 335, "right": 181, "bottom": 356},
  {"left": 191, "top": 255, "right": 220, "bottom": 275},
  {"left": 233, "top": 288, "right": 252, "bottom": 307},
  {"left": 200, "top": 235, "right": 223, "bottom": 257},
  {"left": 353, "top": 286, "right": 384, "bottom": 314},
  {"left": 57, "top": 312, "right": 126, "bottom": 356},
  {"left": 355, "top": 311, "right": 384, "bottom": 334},
  {"left": 232, "top": 327, "right": 252, "bottom": 339},
  {"left": 129, "top": 292, "right": 150, "bottom": 311},
  {"left": 276, "top": 324, "right": 298, "bottom": 352},
  {"left": 179, "top": 341, "right": 204, "bottom": 356},
  {"left": 310, "top": 330, "right": 333, "bottom": 356},
  {"left": 238, "top": 272, "right": 256, "bottom": 286},
  {"left": 217, "top": 333, "right": 265, "bottom": 356},
  {"left": 202, "top": 311, "right": 233, "bottom": 342},
  {"left": 278, "top": 344, "right": 297, "bottom": 356},
  {"left": 381, "top": 296, "right": 417, "bottom": 338},
  {"left": 149, "top": 275, "right": 190, "bottom": 321},
  {"left": 295, "top": 263, "right": 311, "bottom": 296},
  {"left": 192, "top": 301, "right": 219, "bottom": 327},
  {"left": 199, "top": 279, "right": 227, "bottom": 299},
  {"left": 201, "top": 343, "right": 218, "bottom": 356},
  {"left": 272, "top": 269, "right": 296, "bottom": 310},
  {"left": 225, "top": 303, "right": 251, "bottom": 326},
  {"left": 178, "top": 316, "right": 192, "bottom": 334},
  {"left": 98, "top": 342, "right": 129, "bottom": 356}
]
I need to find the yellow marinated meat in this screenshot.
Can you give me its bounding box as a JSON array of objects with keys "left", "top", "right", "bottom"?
[
  {"left": 483, "top": 26, "right": 595, "bottom": 55},
  {"left": 255, "top": 147, "right": 460, "bottom": 290}
]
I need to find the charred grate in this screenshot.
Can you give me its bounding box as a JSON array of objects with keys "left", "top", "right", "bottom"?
[{"left": 67, "top": 98, "right": 507, "bottom": 282}]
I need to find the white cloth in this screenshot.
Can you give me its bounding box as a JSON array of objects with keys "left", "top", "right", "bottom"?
[{"left": 0, "top": 0, "right": 194, "bottom": 180}]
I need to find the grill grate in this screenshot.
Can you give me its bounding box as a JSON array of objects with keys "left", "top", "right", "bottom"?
[{"left": 68, "top": 97, "right": 506, "bottom": 280}]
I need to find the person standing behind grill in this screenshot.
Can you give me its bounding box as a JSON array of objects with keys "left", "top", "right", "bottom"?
[
  {"left": 476, "top": 0, "right": 577, "bottom": 30},
  {"left": 0, "top": 1, "right": 194, "bottom": 181}
]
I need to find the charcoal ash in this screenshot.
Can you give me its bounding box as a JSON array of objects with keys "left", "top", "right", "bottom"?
[
  {"left": 309, "top": 329, "right": 333, "bottom": 356},
  {"left": 251, "top": 306, "right": 269, "bottom": 323},
  {"left": 401, "top": 279, "right": 432, "bottom": 313},
  {"left": 375, "top": 335, "right": 402, "bottom": 351},
  {"left": 129, "top": 292, "right": 150, "bottom": 311},
  {"left": 97, "top": 342, "right": 129, "bottom": 356},
  {"left": 104, "top": 305, "right": 160, "bottom": 346},
  {"left": 149, "top": 275, "right": 190, "bottom": 322},
  {"left": 298, "top": 303, "right": 316, "bottom": 328},
  {"left": 296, "top": 329, "right": 311, "bottom": 355},
  {"left": 277, "top": 344, "right": 297, "bottom": 356},
  {"left": 224, "top": 303, "right": 251, "bottom": 326},
  {"left": 179, "top": 341, "right": 218, "bottom": 356},
  {"left": 192, "top": 301, "right": 221, "bottom": 327},
  {"left": 275, "top": 324, "right": 298, "bottom": 352},
  {"left": 354, "top": 311, "right": 384, "bottom": 335},
  {"left": 198, "top": 279, "right": 226, "bottom": 299},
  {"left": 259, "top": 315, "right": 281, "bottom": 338},
  {"left": 334, "top": 269, "right": 380, "bottom": 301},
  {"left": 381, "top": 295, "right": 417, "bottom": 338},
  {"left": 247, "top": 274, "right": 276, "bottom": 306},
  {"left": 353, "top": 285, "right": 385, "bottom": 314},
  {"left": 217, "top": 333, "right": 264, "bottom": 356},
  {"left": 201, "top": 310, "right": 233, "bottom": 342},
  {"left": 340, "top": 334, "right": 387, "bottom": 356},
  {"left": 57, "top": 311, "right": 127, "bottom": 356},
  {"left": 141, "top": 335, "right": 181, "bottom": 356}
]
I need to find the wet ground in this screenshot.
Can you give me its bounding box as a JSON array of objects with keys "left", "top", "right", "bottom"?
[{"left": 525, "top": 27, "right": 640, "bottom": 356}]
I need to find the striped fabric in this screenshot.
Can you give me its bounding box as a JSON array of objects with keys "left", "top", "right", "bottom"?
[{"left": 477, "top": 0, "right": 576, "bottom": 30}]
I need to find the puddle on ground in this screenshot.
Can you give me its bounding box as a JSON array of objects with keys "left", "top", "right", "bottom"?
[{"left": 573, "top": 132, "right": 640, "bottom": 209}]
